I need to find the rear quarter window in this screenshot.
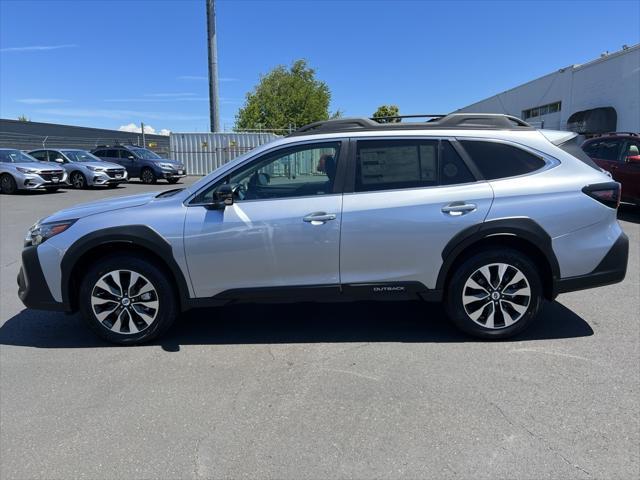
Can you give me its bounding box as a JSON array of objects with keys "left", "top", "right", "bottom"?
[{"left": 459, "top": 140, "right": 546, "bottom": 180}]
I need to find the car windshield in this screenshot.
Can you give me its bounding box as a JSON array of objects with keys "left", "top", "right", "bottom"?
[
  {"left": 130, "top": 148, "right": 161, "bottom": 160},
  {"left": 62, "top": 150, "right": 102, "bottom": 163},
  {"left": 0, "top": 149, "right": 38, "bottom": 163}
]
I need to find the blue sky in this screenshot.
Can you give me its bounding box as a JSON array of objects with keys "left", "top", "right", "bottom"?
[{"left": 1, "top": 0, "right": 638, "bottom": 134}]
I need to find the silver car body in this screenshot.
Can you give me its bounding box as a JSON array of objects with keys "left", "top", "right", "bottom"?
[
  {"left": 28, "top": 149, "right": 128, "bottom": 187},
  {"left": 0, "top": 148, "right": 67, "bottom": 190},
  {"left": 24, "top": 125, "right": 623, "bottom": 306}
]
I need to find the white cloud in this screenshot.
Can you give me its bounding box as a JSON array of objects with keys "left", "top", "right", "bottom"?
[
  {"left": 118, "top": 123, "right": 171, "bottom": 136},
  {"left": 17, "top": 98, "right": 68, "bottom": 104},
  {"left": 0, "top": 44, "right": 77, "bottom": 53}
]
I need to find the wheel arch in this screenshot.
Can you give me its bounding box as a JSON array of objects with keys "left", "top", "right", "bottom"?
[
  {"left": 437, "top": 218, "right": 560, "bottom": 300},
  {"left": 61, "top": 226, "right": 191, "bottom": 312}
]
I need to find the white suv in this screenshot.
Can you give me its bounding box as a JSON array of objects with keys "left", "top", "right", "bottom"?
[{"left": 18, "top": 114, "right": 628, "bottom": 344}]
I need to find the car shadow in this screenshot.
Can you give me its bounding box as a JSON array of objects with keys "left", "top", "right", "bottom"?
[
  {"left": 618, "top": 204, "right": 640, "bottom": 224},
  {"left": 0, "top": 300, "right": 593, "bottom": 351}
]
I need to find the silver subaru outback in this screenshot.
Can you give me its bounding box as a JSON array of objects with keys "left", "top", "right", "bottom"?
[
  {"left": 0, "top": 148, "right": 68, "bottom": 193},
  {"left": 17, "top": 114, "right": 629, "bottom": 344}
]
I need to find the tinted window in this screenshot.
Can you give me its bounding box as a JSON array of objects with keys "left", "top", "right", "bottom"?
[
  {"left": 92, "top": 150, "right": 106, "bottom": 157},
  {"left": 29, "top": 150, "right": 48, "bottom": 161},
  {"left": 354, "top": 139, "right": 475, "bottom": 192},
  {"left": 586, "top": 140, "right": 623, "bottom": 162},
  {"left": 439, "top": 141, "right": 475, "bottom": 185},
  {"left": 356, "top": 140, "right": 438, "bottom": 192},
  {"left": 105, "top": 149, "right": 119, "bottom": 158},
  {"left": 192, "top": 142, "right": 341, "bottom": 204},
  {"left": 459, "top": 141, "right": 546, "bottom": 180}
]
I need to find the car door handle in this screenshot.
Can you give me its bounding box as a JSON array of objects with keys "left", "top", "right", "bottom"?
[
  {"left": 441, "top": 202, "right": 477, "bottom": 216},
  {"left": 303, "top": 212, "right": 337, "bottom": 224}
]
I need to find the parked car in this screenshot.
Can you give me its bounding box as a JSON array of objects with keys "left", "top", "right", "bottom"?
[
  {"left": 29, "top": 149, "right": 128, "bottom": 189},
  {"left": 581, "top": 132, "right": 640, "bottom": 205},
  {"left": 0, "top": 148, "right": 67, "bottom": 194},
  {"left": 91, "top": 145, "right": 185, "bottom": 184},
  {"left": 18, "top": 113, "right": 628, "bottom": 344}
]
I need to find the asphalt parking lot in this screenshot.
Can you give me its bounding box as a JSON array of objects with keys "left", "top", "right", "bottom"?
[{"left": 0, "top": 179, "right": 638, "bottom": 480}]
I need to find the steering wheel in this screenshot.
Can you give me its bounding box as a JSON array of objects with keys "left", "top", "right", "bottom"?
[{"left": 235, "top": 182, "right": 247, "bottom": 200}]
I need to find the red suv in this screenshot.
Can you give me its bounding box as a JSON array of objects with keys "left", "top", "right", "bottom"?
[{"left": 582, "top": 133, "right": 640, "bottom": 206}]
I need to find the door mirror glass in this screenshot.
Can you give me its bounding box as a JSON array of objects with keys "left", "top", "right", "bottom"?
[{"left": 207, "top": 183, "right": 242, "bottom": 209}]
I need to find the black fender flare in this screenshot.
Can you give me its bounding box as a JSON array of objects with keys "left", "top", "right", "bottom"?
[
  {"left": 436, "top": 218, "right": 561, "bottom": 291},
  {"left": 60, "top": 225, "right": 191, "bottom": 310}
]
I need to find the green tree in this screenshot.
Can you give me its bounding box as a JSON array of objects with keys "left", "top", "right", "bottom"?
[
  {"left": 235, "top": 60, "right": 337, "bottom": 133},
  {"left": 17, "top": 114, "right": 30, "bottom": 122},
  {"left": 372, "top": 105, "right": 400, "bottom": 123}
]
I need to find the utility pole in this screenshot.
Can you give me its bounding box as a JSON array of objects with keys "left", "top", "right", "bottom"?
[
  {"left": 141, "top": 122, "right": 146, "bottom": 147},
  {"left": 206, "top": 0, "right": 220, "bottom": 133}
]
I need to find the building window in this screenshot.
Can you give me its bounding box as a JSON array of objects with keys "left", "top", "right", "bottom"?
[{"left": 523, "top": 101, "right": 561, "bottom": 120}]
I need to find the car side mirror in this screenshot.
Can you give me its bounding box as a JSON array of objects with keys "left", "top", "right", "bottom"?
[
  {"left": 626, "top": 155, "right": 640, "bottom": 164},
  {"left": 206, "top": 184, "right": 239, "bottom": 210},
  {"left": 128, "top": 155, "right": 135, "bottom": 160},
  {"left": 54, "top": 158, "right": 65, "bottom": 163}
]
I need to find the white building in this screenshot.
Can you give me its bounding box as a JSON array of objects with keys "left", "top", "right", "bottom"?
[{"left": 457, "top": 44, "right": 639, "bottom": 134}]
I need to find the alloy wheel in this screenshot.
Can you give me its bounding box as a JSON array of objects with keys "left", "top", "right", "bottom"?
[
  {"left": 462, "top": 263, "right": 531, "bottom": 329},
  {"left": 72, "top": 172, "right": 85, "bottom": 189},
  {"left": 141, "top": 169, "right": 154, "bottom": 184},
  {"left": 90, "top": 270, "right": 159, "bottom": 334}
]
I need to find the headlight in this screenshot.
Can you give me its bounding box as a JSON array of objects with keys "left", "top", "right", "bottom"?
[
  {"left": 25, "top": 219, "right": 77, "bottom": 247},
  {"left": 86, "top": 165, "right": 105, "bottom": 172},
  {"left": 158, "top": 162, "right": 175, "bottom": 170},
  {"left": 16, "top": 167, "right": 38, "bottom": 174}
]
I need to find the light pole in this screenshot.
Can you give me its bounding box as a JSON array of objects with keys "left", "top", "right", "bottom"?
[{"left": 206, "top": 0, "right": 220, "bottom": 133}]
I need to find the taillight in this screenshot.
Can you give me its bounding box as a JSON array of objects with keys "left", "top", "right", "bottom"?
[{"left": 582, "top": 182, "right": 621, "bottom": 209}]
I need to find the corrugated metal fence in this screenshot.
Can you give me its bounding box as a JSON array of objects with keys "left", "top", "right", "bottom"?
[{"left": 170, "top": 132, "right": 279, "bottom": 175}]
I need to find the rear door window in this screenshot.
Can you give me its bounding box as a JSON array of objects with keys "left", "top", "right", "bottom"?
[
  {"left": 29, "top": 150, "right": 48, "bottom": 161},
  {"left": 459, "top": 140, "right": 546, "bottom": 180}
]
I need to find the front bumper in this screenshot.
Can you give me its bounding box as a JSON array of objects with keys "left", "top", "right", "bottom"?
[
  {"left": 159, "top": 168, "right": 186, "bottom": 180},
  {"left": 554, "top": 232, "right": 629, "bottom": 295},
  {"left": 17, "top": 245, "right": 69, "bottom": 312},
  {"left": 90, "top": 170, "right": 128, "bottom": 186},
  {"left": 20, "top": 171, "right": 68, "bottom": 190}
]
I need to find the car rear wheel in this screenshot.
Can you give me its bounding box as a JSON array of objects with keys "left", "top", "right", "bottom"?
[
  {"left": 141, "top": 168, "right": 156, "bottom": 184},
  {"left": 444, "top": 248, "right": 542, "bottom": 339},
  {"left": 70, "top": 171, "right": 86, "bottom": 189},
  {"left": 78, "top": 254, "right": 177, "bottom": 344},
  {"left": 0, "top": 174, "right": 17, "bottom": 194}
]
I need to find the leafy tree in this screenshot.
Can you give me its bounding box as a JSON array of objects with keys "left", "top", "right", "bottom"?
[
  {"left": 17, "top": 114, "right": 30, "bottom": 122},
  {"left": 235, "top": 60, "right": 337, "bottom": 133},
  {"left": 372, "top": 105, "right": 400, "bottom": 123}
]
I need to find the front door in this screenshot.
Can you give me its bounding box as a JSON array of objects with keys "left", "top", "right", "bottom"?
[{"left": 184, "top": 140, "right": 345, "bottom": 298}]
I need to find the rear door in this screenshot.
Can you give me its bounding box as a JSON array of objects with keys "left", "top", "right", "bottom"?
[
  {"left": 340, "top": 138, "right": 493, "bottom": 291},
  {"left": 617, "top": 139, "right": 640, "bottom": 202}
]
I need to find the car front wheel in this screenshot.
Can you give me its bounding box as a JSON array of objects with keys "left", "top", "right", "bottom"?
[
  {"left": 140, "top": 168, "right": 157, "bottom": 184},
  {"left": 78, "top": 254, "right": 177, "bottom": 344},
  {"left": 0, "top": 174, "right": 17, "bottom": 194},
  {"left": 70, "top": 171, "right": 86, "bottom": 189},
  {"left": 445, "top": 248, "right": 542, "bottom": 339}
]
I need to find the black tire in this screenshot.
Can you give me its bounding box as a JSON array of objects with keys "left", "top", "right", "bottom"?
[
  {"left": 78, "top": 254, "right": 177, "bottom": 345},
  {"left": 70, "top": 171, "right": 86, "bottom": 189},
  {"left": 444, "top": 248, "right": 543, "bottom": 340},
  {"left": 140, "top": 168, "right": 157, "bottom": 184},
  {"left": 167, "top": 178, "right": 180, "bottom": 184},
  {"left": 0, "top": 174, "right": 17, "bottom": 194}
]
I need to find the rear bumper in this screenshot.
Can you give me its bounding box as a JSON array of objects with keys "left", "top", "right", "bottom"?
[
  {"left": 17, "top": 245, "right": 69, "bottom": 312},
  {"left": 554, "top": 232, "right": 629, "bottom": 295}
]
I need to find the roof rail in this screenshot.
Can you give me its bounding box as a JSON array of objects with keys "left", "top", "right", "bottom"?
[
  {"left": 289, "top": 113, "right": 533, "bottom": 136},
  {"left": 608, "top": 131, "right": 639, "bottom": 136}
]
